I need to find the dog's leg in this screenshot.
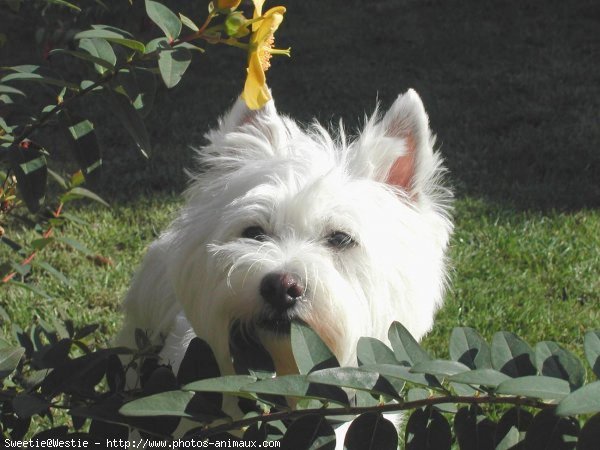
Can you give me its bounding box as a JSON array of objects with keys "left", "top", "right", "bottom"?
[{"left": 115, "top": 238, "right": 183, "bottom": 387}]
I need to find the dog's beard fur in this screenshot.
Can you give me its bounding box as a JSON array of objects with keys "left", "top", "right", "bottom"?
[{"left": 117, "top": 89, "right": 453, "bottom": 389}]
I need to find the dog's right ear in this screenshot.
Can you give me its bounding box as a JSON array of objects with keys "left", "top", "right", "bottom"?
[{"left": 353, "top": 89, "right": 446, "bottom": 204}]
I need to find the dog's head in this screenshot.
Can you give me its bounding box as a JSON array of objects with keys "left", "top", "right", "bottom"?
[{"left": 166, "top": 90, "right": 452, "bottom": 375}]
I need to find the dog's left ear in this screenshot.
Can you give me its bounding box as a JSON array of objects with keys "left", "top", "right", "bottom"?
[
  {"left": 218, "top": 95, "right": 279, "bottom": 134},
  {"left": 355, "top": 89, "right": 442, "bottom": 201}
]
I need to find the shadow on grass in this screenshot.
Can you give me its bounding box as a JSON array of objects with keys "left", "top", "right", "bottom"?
[{"left": 3, "top": 0, "right": 599, "bottom": 211}]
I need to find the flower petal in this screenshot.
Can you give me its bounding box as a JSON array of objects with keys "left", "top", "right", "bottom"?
[{"left": 242, "top": 53, "right": 270, "bottom": 110}]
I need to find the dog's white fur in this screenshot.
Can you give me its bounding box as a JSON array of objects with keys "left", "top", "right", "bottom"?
[{"left": 116, "top": 89, "right": 452, "bottom": 446}]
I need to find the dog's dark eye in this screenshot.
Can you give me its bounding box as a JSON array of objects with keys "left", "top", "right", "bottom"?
[
  {"left": 327, "top": 231, "right": 356, "bottom": 249},
  {"left": 242, "top": 226, "right": 268, "bottom": 242}
]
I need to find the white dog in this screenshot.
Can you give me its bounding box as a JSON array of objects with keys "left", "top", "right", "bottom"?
[{"left": 116, "top": 89, "right": 452, "bottom": 446}]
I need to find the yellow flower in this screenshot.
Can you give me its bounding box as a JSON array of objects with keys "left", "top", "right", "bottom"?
[{"left": 241, "top": 2, "right": 289, "bottom": 110}]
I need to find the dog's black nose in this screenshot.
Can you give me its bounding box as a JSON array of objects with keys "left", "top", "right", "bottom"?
[{"left": 260, "top": 272, "right": 304, "bottom": 311}]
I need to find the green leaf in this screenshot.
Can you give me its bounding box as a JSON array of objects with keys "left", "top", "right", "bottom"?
[
  {"left": 12, "top": 394, "right": 51, "bottom": 418},
  {"left": 491, "top": 331, "right": 536, "bottom": 378},
  {"left": 405, "top": 407, "right": 451, "bottom": 450},
  {"left": 4, "top": 65, "right": 40, "bottom": 73},
  {"left": 184, "top": 375, "right": 257, "bottom": 395},
  {"left": 78, "top": 38, "right": 117, "bottom": 74},
  {"left": 145, "top": 0, "right": 182, "bottom": 41},
  {"left": 46, "top": 0, "right": 81, "bottom": 11},
  {"left": 584, "top": 330, "right": 600, "bottom": 378},
  {"left": 0, "top": 84, "right": 25, "bottom": 96},
  {"left": 346, "top": 412, "right": 398, "bottom": 450},
  {"left": 47, "top": 169, "right": 68, "bottom": 189},
  {"left": 131, "top": 67, "right": 157, "bottom": 118},
  {"left": 55, "top": 236, "right": 93, "bottom": 256},
  {"left": 496, "top": 375, "right": 570, "bottom": 401},
  {"left": 1, "top": 72, "right": 78, "bottom": 90},
  {"left": 9, "top": 143, "right": 47, "bottom": 212},
  {"left": 523, "top": 409, "right": 579, "bottom": 450},
  {"left": 411, "top": 359, "right": 470, "bottom": 378},
  {"left": 578, "top": 413, "right": 600, "bottom": 450},
  {"left": 0, "top": 346, "right": 25, "bottom": 378},
  {"left": 448, "top": 368, "right": 510, "bottom": 389},
  {"left": 307, "top": 367, "right": 400, "bottom": 400},
  {"left": 49, "top": 48, "right": 115, "bottom": 72},
  {"left": 66, "top": 117, "right": 102, "bottom": 186},
  {"left": 62, "top": 187, "right": 109, "bottom": 207},
  {"left": 243, "top": 375, "right": 347, "bottom": 405},
  {"left": 106, "top": 90, "right": 151, "bottom": 156},
  {"left": 535, "top": 341, "right": 585, "bottom": 390},
  {"left": 280, "top": 414, "right": 336, "bottom": 450},
  {"left": 556, "top": 381, "right": 600, "bottom": 416},
  {"left": 357, "top": 337, "right": 396, "bottom": 365},
  {"left": 119, "top": 390, "right": 195, "bottom": 417},
  {"left": 8, "top": 280, "right": 52, "bottom": 299},
  {"left": 495, "top": 407, "right": 532, "bottom": 450},
  {"left": 158, "top": 47, "right": 191, "bottom": 88},
  {"left": 36, "top": 261, "right": 71, "bottom": 286},
  {"left": 179, "top": 13, "right": 200, "bottom": 32},
  {"left": 388, "top": 321, "right": 431, "bottom": 366},
  {"left": 291, "top": 322, "right": 339, "bottom": 374},
  {"left": 177, "top": 337, "right": 221, "bottom": 386},
  {"left": 74, "top": 28, "right": 145, "bottom": 53},
  {"left": 361, "top": 363, "right": 442, "bottom": 388},
  {"left": 454, "top": 406, "right": 495, "bottom": 450},
  {"left": 449, "top": 327, "right": 492, "bottom": 369}
]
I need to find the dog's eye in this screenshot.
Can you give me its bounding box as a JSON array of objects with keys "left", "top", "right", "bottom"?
[
  {"left": 242, "top": 226, "right": 268, "bottom": 242},
  {"left": 327, "top": 231, "right": 356, "bottom": 249}
]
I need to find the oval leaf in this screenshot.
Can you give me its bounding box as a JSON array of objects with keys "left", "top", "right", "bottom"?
[
  {"left": 119, "top": 390, "right": 195, "bottom": 417},
  {"left": 405, "top": 407, "right": 451, "bottom": 450},
  {"left": 281, "top": 414, "right": 336, "bottom": 450},
  {"left": 577, "top": 413, "right": 600, "bottom": 450},
  {"left": 495, "top": 407, "right": 533, "bottom": 449},
  {"left": 535, "top": 341, "right": 585, "bottom": 390},
  {"left": 584, "top": 330, "right": 600, "bottom": 378},
  {"left": 388, "top": 321, "right": 431, "bottom": 366},
  {"left": 145, "top": 0, "right": 182, "bottom": 41},
  {"left": 106, "top": 90, "right": 151, "bottom": 156},
  {"left": 491, "top": 331, "right": 536, "bottom": 378},
  {"left": 556, "top": 381, "right": 600, "bottom": 416},
  {"left": 0, "top": 346, "right": 25, "bottom": 378},
  {"left": 291, "top": 322, "right": 338, "bottom": 374},
  {"left": 448, "top": 368, "right": 510, "bottom": 389},
  {"left": 450, "top": 327, "right": 492, "bottom": 369},
  {"left": 78, "top": 38, "right": 117, "bottom": 74},
  {"left": 523, "top": 409, "right": 579, "bottom": 450},
  {"left": 158, "top": 47, "right": 191, "bottom": 88},
  {"left": 411, "top": 359, "right": 470, "bottom": 378},
  {"left": 308, "top": 367, "right": 400, "bottom": 400},
  {"left": 346, "top": 412, "right": 398, "bottom": 450},
  {"left": 496, "top": 375, "right": 570, "bottom": 401},
  {"left": 9, "top": 143, "right": 47, "bottom": 212},
  {"left": 454, "top": 406, "right": 495, "bottom": 450},
  {"left": 184, "top": 375, "right": 257, "bottom": 394}
]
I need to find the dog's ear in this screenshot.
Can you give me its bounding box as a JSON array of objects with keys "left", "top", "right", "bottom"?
[
  {"left": 218, "top": 95, "right": 279, "bottom": 134},
  {"left": 354, "top": 89, "right": 443, "bottom": 201}
]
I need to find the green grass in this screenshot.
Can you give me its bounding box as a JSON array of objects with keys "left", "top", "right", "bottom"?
[{"left": 3, "top": 197, "right": 598, "bottom": 363}]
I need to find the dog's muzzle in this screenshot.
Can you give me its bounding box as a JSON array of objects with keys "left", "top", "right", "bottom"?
[{"left": 257, "top": 271, "right": 304, "bottom": 334}]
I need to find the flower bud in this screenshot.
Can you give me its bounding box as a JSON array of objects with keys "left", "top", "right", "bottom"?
[
  {"left": 224, "top": 11, "right": 250, "bottom": 38},
  {"left": 216, "top": 0, "right": 241, "bottom": 11}
]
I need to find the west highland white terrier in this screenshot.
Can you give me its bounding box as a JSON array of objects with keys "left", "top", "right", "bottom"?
[{"left": 116, "top": 89, "right": 453, "bottom": 446}]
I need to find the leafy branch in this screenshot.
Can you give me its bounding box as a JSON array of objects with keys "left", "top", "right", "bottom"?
[{"left": 2, "top": 320, "right": 598, "bottom": 449}]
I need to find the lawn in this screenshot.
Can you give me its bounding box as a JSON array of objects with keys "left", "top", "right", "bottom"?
[{"left": 0, "top": 0, "right": 598, "bottom": 434}]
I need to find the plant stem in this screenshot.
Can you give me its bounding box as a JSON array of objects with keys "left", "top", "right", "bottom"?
[{"left": 194, "top": 394, "right": 554, "bottom": 438}]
